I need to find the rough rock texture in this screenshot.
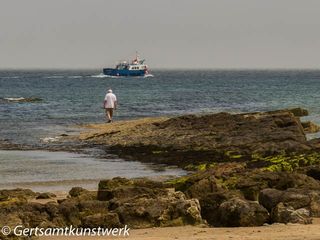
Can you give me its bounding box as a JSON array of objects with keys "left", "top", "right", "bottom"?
[
  {"left": 302, "top": 121, "right": 320, "bottom": 133},
  {"left": 167, "top": 162, "right": 320, "bottom": 226},
  {"left": 98, "top": 177, "right": 203, "bottom": 228},
  {"left": 79, "top": 109, "right": 314, "bottom": 168},
  {"left": 259, "top": 188, "right": 320, "bottom": 217},
  {"left": 217, "top": 197, "right": 269, "bottom": 227},
  {"left": 271, "top": 203, "right": 312, "bottom": 224}
]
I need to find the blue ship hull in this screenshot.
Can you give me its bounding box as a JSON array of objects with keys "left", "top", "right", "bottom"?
[{"left": 103, "top": 68, "right": 146, "bottom": 77}]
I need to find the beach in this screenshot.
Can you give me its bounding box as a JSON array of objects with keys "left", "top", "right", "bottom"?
[{"left": 40, "top": 221, "right": 320, "bottom": 240}]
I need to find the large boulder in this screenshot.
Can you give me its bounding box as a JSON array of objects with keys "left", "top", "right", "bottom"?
[
  {"left": 217, "top": 197, "right": 269, "bottom": 227},
  {"left": 259, "top": 188, "right": 320, "bottom": 220},
  {"left": 259, "top": 188, "right": 311, "bottom": 211},
  {"left": 98, "top": 177, "right": 166, "bottom": 201},
  {"left": 115, "top": 190, "right": 202, "bottom": 228},
  {"left": 271, "top": 202, "right": 312, "bottom": 224},
  {"left": 237, "top": 171, "right": 320, "bottom": 201}
]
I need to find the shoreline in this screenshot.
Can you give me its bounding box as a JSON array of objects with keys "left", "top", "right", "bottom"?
[{"left": 1, "top": 109, "right": 320, "bottom": 239}]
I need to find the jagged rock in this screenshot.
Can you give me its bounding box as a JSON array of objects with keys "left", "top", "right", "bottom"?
[
  {"left": 115, "top": 190, "right": 202, "bottom": 228},
  {"left": 217, "top": 197, "right": 269, "bottom": 227},
  {"left": 36, "top": 192, "right": 56, "bottom": 199},
  {"left": 0, "top": 189, "right": 37, "bottom": 201},
  {"left": 259, "top": 188, "right": 311, "bottom": 211},
  {"left": 302, "top": 121, "right": 320, "bottom": 133},
  {"left": 305, "top": 166, "right": 320, "bottom": 180},
  {"left": 259, "top": 188, "right": 283, "bottom": 212},
  {"left": 236, "top": 171, "right": 320, "bottom": 202},
  {"left": 288, "top": 108, "right": 309, "bottom": 117},
  {"left": 259, "top": 187, "right": 320, "bottom": 219},
  {"left": 69, "top": 187, "right": 89, "bottom": 198},
  {"left": 78, "top": 200, "right": 109, "bottom": 215},
  {"left": 271, "top": 202, "right": 312, "bottom": 224},
  {"left": 198, "top": 190, "right": 241, "bottom": 227},
  {"left": 98, "top": 177, "right": 166, "bottom": 201},
  {"left": 58, "top": 200, "right": 81, "bottom": 226}
]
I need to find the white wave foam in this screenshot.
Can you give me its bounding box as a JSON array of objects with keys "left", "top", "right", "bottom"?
[
  {"left": 4, "top": 97, "right": 25, "bottom": 101},
  {"left": 44, "top": 76, "right": 64, "bottom": 79},
  {"left": 40, "top": 136, "right": 61, "bottom": 143},
  {"left": 144, "top": 74, "right": 154, "bottom": 78},
  {"left": 3, "top": 76, "right": 19, "bottom": 79},
  {"left": 91, "top": 73, "right": 119, "bottom": 78},
  {"left": 68, "top": 76, "right": 83, "bottom": 79}
]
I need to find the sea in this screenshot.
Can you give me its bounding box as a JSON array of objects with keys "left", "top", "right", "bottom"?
[{"left": 1, "top": 69, "right": 320, "bottom": 191}]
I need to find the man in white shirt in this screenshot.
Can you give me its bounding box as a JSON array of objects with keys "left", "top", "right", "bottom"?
[{"left": 103, "top": 89, "right": 117, "bottom": 123}]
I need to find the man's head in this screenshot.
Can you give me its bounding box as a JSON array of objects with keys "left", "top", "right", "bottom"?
[{"left": 108, "top": 89, "right": 112, "bottom": 93}]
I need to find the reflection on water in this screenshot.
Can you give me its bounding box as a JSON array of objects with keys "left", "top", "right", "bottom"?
[{"left": 0, "top": 150, "right": 187, "bottom": 192}]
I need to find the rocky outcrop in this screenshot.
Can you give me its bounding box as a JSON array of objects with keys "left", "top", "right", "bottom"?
[
  {"left": 0, "top": 179, "right": 203, "bottom": 238},
  {"left": 79, "top": 109, "right": 316, "bottom": 168},
  {"left": 98, "top": 177, "right": 203, "bottom": 228},
  {"left": 167, "top": 162, "right": 320, "bottom": 226}
]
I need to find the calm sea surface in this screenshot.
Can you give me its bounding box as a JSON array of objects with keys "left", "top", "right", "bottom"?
[
  {"left": 1, "top": 69, "right": 320, "bottom": 190},
  {"left": 1, "top": 69, "right": 320, "bottom": 145}
]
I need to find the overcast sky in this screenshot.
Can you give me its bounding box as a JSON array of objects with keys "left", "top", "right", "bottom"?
[{"left": 1, "top": 0, "right": 320, "bottom": 69}]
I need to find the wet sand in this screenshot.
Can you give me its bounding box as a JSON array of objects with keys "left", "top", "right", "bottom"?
[{"left": 40, "top": 218, "right": 320, "bottom": 240}]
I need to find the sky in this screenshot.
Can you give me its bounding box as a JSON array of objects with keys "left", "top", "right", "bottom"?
[{"left": 1, "top": 0, "right": 320, "bottom": 69}]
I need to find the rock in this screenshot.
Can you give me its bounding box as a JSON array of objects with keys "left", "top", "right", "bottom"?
[
  {"left": 82, "top": 213, "right": 121, "bottom": 228},
  {"left": 288, "top": 108, "right": 309, "bottom": 117},
  {"left": 36, "top": 192, "right": 56, "bottom": 199},
  {"left": 79, "top": 110, "right": 311, "bottom": 168},
  {"left": 301, "top": 121, "right": 320, "bottom": 133},
  {"left": 78, "top": 200, "right": 109, "bottom": 215},
  {"left": 305, "top": 166, "right": 320, "bottom": 180},
  {"left": 69, "top": 187, "right": 89, "bottom": 198},
  {"left": 199, "top": 190, "right": 240, "bottom": 227},
  {"left": 98, "top": 177, "right": 166, "bottom": 201},
  {"left": 114, "top": 190, "right": 202, "bottom": 228},
  {"left": 271, "top": 202, "right": 312, "bottom": 224},
  {"left": 58, "top": 200, "right": 81, "bottom": 226},
  {"left": 259, "top": 188, "right": 283, "bottom": 212},
  {"left": 237, "top": 171, "right": 320, "bottom": 202},
  {"left": 0, "top": 189, "right": 37, "bottom": 201},
  {"left": 307, "top": 191, "right": 320, "bottom": 217},
  {"left": 217, "top": 197, "right": 269, "bottom": 227}
]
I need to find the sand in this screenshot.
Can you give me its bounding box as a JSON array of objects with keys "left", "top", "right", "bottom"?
[{"left": 37, "top": 219, "right": 320, "bottom": 240}]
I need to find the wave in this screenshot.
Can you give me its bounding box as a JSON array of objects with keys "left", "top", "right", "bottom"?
[
  {"left": 1, "top": 76, "right": 19, "bottom": 79},
  {"left": 0, "top": 97, "right": 42, "bottom": 103},
  {"left": 68, "top": 76, "right": 83, "bottom": 79},
  {"left": 144, "top": 74, "right": 154, "bottom": 78},
  {"left": 91, "top": 73, "right": 119, "bottom": 78},
  {"left": 40, "top": 136, "right": 62, "bottom": 143},
  {"left": 3, "top": 97, "right": 25, "bottom": 101},
  {"left": 44, "top": 76, "right": 64, "bottom": 79}
]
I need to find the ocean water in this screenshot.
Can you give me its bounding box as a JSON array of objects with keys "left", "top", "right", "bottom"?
[
  {"left": 1, "top": 69, "right": 320, "bottom": 146},
  {"left": 0, "top": 150, "right": 186, "bottom": 192},
  {"left": 1, "top": 69, "right": 320, "bottom": 190}
]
